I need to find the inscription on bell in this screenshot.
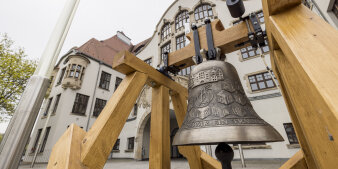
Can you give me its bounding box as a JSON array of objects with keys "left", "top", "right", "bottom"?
[{"left": 189, "top": 67, "right": 224, "bottom": 88}]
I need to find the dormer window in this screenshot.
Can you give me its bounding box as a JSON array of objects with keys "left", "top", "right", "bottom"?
[
  {"left": 161, "top": 23, "right": 171, "bottom": 40},
  {"left": 194, "top": 4, "right": 213, "bottom": 21},
  {"left": 175, "top": 10, "right": 189, "bottom": 30}
]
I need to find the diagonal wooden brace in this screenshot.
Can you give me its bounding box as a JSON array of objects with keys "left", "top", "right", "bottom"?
[{"left": 47, "top": 71, "right": 148, "bottom": 169}]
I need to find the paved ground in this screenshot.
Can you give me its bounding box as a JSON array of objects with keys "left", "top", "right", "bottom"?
[{"left": 20, "top": 158, "right": 287, "bottom": 169}]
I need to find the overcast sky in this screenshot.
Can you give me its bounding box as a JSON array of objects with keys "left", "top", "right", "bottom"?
[
  {"left": 0, "top": 0, "right": 174, "bottom": 60},
  {"left": 0, "top": 0, "right": 174, "bottom": 133}
]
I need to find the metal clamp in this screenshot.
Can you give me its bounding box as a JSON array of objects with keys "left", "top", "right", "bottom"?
[
  {"left": 158, "top": 52, "right": 180, "bottom": 78},
  {"left": 205, "top": 18, "right": 217, "bottom": 60},
  {"left": 192, "top": 23, "right": 203, "bottom": 64}
]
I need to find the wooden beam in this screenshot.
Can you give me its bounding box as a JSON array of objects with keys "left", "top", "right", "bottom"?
[
  {"left": 168, "top": 19, "right": 249, "bottom": 68},
  {"left": 200, "top": 151, "right": 222, "bottom": 169},
  {"left": 112, "top": 51, "right": 188, "bottom": 98},
  {"left": 171, "top": 93, "right": 203, "bottom": 169},
  {"left": 272, "top": 59, "right": 317, "bottom": 169},
  {"left": 80, "top": 72, "right": 148, "bottom": 169},
  {"left": 47, "top": 124, "right": 87, "bottom": 169},
  {"left": 149, "top": 85, "right": 170, "bottom": 169},
  {"left": 280, "top": 151, "right": 308, "bottom": 169},
  {"left": 263, "top": 0, "right": 301, "bottom": 15}
]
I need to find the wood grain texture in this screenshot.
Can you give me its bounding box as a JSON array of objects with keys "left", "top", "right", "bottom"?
[
  {"left": 47, "top": 124, "right": 87, "bottom": 169},
  {"left": 112, "top": 51, "right": 188, "bottom": 98},
  {"left": 274, "top": 48, "right": 338, "bottom": 169},
  {"left": 80, "top": 72, "right": 148, "bottom": 169},
  {"left": 149, "top": 85, "right": 170, "bottom": 169},
  {"left": 200, "top": 151, "right": 222, "bottom": 169},
  {"left": 272, "top": 60, "right": 316, "bottom": 169},
  {"left": 280, "top": 151, "right": 308, "bottom": 169},
  {"left": 171, "top": 93, "right": 204, "bottom": 169},
  {"left": 168, "top": 19, "right": 249, "bottom": 69},
  {"left": 263, "top": 0, "right": 301, "bottom": 15}
]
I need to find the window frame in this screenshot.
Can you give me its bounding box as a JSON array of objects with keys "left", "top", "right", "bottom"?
[
  {"left": 194, "top": 4, "right": 213, "bottom": 21},
  {"left": 161, "top": 23, "right": 171, "bottom": 40},
  {"left": 175, "top": 10, "right": 189, "bottom": 30},
  {"left": 283, "top": 123, "right": 299, "bottom": 144},
  {"left": 161, "top": 42, "right": 171, "bottom": 62},
  {"left": 99, "top": 71, "right": 111, "bottom": 90},
  {"left": 52, "top": 94, "right": 61, "bottom": 114},
  {"left": 113, "top": 139, "right": 120, "bottom": 150},
  {"left": 57, "top": 68, "right": 66, "bottom": 85},
  {"left": 127, "top": 137, "right": 135, "bottom": 150},
  {"left": 31, "top": 129, "right": 42, "bottom": 153},
  {"left": 176, "top": 34, "right": 186, "bottom": 50},
  {"left": 247, "top": 71, "right": 277, "bottom": 92},
  {"left": 71, "top": 93, "right": 90, "bottom": 115},
  {"left": 114, "top": 77, "right": 123, "bottom": 91},
  {"left": 39, "top": 127, "right": 51, "bottom": 153},
  {"left": 93, "top": 98, "right": 107, "bottom": 117},
  {"left": 144, "top": 58, "right": 152, "bottom": 66},
  {"left": 43, "top": 97, "right": 53, "bottom": 116}
]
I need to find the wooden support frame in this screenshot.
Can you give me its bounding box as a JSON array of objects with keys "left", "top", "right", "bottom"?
[
  {"left": 47, "top": 51, "right": 220, "bottom": 169},
  {"left": 47, "top": 1, "right": 338, "bottom": 168},
  {"left": 262, "top": 0, "right": 338, "bottom": 168}
]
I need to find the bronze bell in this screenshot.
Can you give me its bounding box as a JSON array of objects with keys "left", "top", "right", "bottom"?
[{"left": 173, "top": 60, "right": 284, "bottom": 146}]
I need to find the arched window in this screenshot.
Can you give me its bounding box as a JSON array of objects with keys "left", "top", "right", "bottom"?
[
  {"left": 161, "top": 23, "right": 171, "bottom": 40},
  {"left": 175, "top": 10, "right": 189, "bottom": 30},
  {"left": 194, "top": 4, "right": 213, "bottom": 21}
]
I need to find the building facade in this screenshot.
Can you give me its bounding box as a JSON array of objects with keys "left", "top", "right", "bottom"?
[{"left": 23, "top": 0, "right": 338, "bottom": 164}]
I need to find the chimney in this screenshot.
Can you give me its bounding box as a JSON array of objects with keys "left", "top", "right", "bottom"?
[{"left": 117, "top": 31, "right": 131, "bottom": 45}]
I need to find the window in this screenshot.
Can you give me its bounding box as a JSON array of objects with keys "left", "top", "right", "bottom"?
[
  {"left": 43, "top": 97, "right": 53, "bottom": 116},
  {"left": 75, "top": 65, "right": 82, "bottom": 78},
  {"left": 80, "top": 67, "right": 85, "bottom": 80},
  {"left": 175, "top": 10, "right": 189, "bottom": 30},
  {"left": 52, "top": 94, "right": 61, "bottom": 114},
  {"left": 115, "top": 77, "right": 123, "bottom": 91},
  {"left": 161, "top": 43, "right": 171, "bottom": 61},
  {"left": 161, "top": 23, "right": 171, "bottom": 40},
  {"left": 99, "top": 71, "right": 111, "bottom": 90},
  {"left": 57, "top": 68, "right": 66, "bottom": 85},
  {"left": 113, "top": 139, "right": 120, "bottom": 150},
  {"left": 248, "top": 71, "right": 276, "bottom": 92},
  {"left": 144, "top": 58, "right": 152, "bottom": 65},
  {"left": 133, "top": 104, "right": 138, "bottom": 116},
  {"left": 178, "top": 66, "right": 194, "bottom": 76},
  {"left": 31, "top": 129, "right": 42, "bottom": 153},
  {"left": 127, "top": 137, "right": 135, "bottom": 150},
  {"left": 176, "top": 35, "right": 186, "bottom": 50},
  {"left": 72, "top": 93, "right": 89, "bottom": 115},
  {"left": 240, "top": 39, "right": 269, "bottom": 60},
  {"left": 194, "top": 4, "right": 213, "bottom": 21},
  {"left": 68, "top": 64, "right": 76, "bottom": 77},
  {"left": 333, "top": 0, "right": 338, "bottom": 19},
  {"left": 283, "top": 123, "right": 299, "bottom": 144},
  {"left": 39, "top": 127, "right": 51, "bottom": 153},
  {"left": 93, "top": 98, "right": 107, "bottom": 117},
  {"left": 256, "top": 11, "right": 265, "bottom": 24}
]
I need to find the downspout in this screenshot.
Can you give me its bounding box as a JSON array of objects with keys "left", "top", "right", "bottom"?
[{"left": 85, "top": 61, "right": 102, "bottom": 131}]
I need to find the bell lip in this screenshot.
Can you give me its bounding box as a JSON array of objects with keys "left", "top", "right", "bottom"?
[{"left": 172, "top": 125, "right": 284, "bottom": 146}]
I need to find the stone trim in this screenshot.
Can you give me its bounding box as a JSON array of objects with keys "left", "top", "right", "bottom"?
[
  {"left": 248, "top": 92, "right": 282, "bottom": 101},
  {"left": 286, "top": 144, "right": 301, "bottom": 149},
  {"left": 125, "top": 149, "right": 134, "bottom": 153},
  {"left": 243, "top": 69, "right": 278, "bottom": 94}
]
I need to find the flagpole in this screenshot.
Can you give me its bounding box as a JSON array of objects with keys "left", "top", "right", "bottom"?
[{"left": 0, "top": 0, "right": 80, "bottom": 168}]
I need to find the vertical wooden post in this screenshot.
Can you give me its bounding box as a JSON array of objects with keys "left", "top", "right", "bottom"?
[
  {"left": 149, "top": 85, "right": 171, "bottom": 169},
  {"left": 171, "top": 94, "right": 204, "bottom": 169}
]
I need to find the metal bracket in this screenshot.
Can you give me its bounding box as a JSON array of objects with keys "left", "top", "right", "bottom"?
[
  {"left": 205, "top": 18, "right": 217, "bottom": 60},
  {"left": 158, "top": 52, "right": 181, "bottom": 79},
  {"left": 235, "top": 13, "right": 268, "bottom": 49},
  {"left": 192, "top": 23, "right": 203, "bottom": 64}
]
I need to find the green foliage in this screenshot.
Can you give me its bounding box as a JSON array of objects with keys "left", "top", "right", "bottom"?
[{"left": 0, "top": 34, "right": 37, "bottom": 119}]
